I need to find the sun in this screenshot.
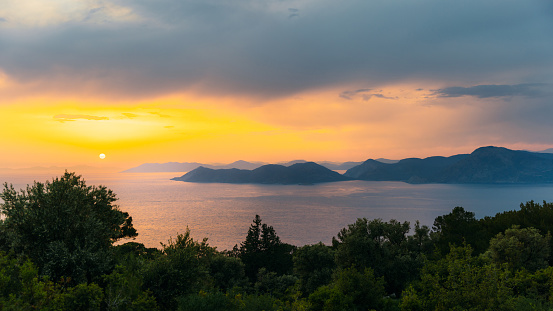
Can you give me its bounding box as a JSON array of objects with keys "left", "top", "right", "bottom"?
[{"left": 99, "top": 153, "right": 106, "bottom": 159}]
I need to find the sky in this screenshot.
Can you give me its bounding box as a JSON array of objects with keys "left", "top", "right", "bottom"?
[{"left": 1, "top": 0, "right": 552, "bottom": 171}]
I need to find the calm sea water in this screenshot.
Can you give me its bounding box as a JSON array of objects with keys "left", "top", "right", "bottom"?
[{"left": 2, "top": 172, "right": 553, "bottom": 250}]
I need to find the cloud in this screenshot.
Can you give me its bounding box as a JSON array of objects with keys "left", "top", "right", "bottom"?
[
  {"left": 288, "top": 8, "right": 299, "bottom": 18},
  {"left": 433, "top": 83, "right": 552, "bottom": 99},
  {"left": 339, "top": 89, "right": 396, "bottom": 101},
  {"left": 339, "top": 89, "right": 372, "bottom": 100},
  {"left": 0, "top": 0, "right": 551, "bottom": 100},
  {"left": 121, "top": 112, "right": 138, "bottom": 118},
  {"left": 149, "top": 112, "right": 170, "bottom": 118},
  {"left": 53, "top": 114, "right": 109, "bottom": 122}
]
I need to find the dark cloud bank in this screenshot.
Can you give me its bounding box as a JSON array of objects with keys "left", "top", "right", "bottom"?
[
  {"left": 0, "top": 0, "right": 552, "bottom": 99},
  {"left": 434, "top": 83, "right": 552, "bottom": 99}
]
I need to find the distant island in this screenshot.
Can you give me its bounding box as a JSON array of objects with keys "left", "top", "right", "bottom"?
[
  {"left": 171, "top": 146, "right": 553, "bottom": 185},
  {"left": 171, "top": 162, "right": 352, "bottom": 185},
  {"left": 122, "top": 160, "right": 375, "bottom": 173},
  {"left": 346, "top": 146, "right": 553, "bottom": 184}
]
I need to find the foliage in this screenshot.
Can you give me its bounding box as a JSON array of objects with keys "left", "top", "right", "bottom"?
[
  {"left": 480, "top": 200, "right": 553, "bottom": 261},
  {"left": 293, "top": 243, "right": 335, "bottom": 295},
  {"left": 333, "top": 218, "right": 425, "bottom": 295},
  {"left": 208, "top": 254, "right": 248, "bottom": 292},
  {"left": 308, "top": 267, "right": 385, "bottom": 311},
  {"left": 61, "top": 282, "right": 104, "bottom": 311},
  {"left": 142, "top": 229, "right": 215, "bottom": 310},
  {"left": 432, "top": 206, "right": 485, "bottom": 254},
  {"left": 238, "top": 215, "right": 295, "bottom": 281},
  {"left": 401, "top": 244, "right": 517, "bottom": 311},
  {"left": 0, "top": 251, "right": 58, "bottom": 310},
  {"left": 254, "top": 268, "right": 298, "bottom": 298},
  {"left": 7, "top": 172, "right": 553, "bottom": 311},
  {"left": 484, "top": 225, "right": 551, "bottom": 272},
  {"left": 178, "top": 290, "right": 280, "bottom": 311},
  {"left": 0, "top": 172, "right": 137, "bottom": 283},
  {"left": 103, "top": 264, "right": 158, "bottom": 311}
]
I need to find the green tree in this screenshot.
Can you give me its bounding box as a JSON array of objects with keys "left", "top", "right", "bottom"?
[
  {"left": 0, "top": 251, "right": 59, "bottom": 310},
  {"left": 484, "top": 226, "right": 550, "bottom": 272},
  {"left": 238, "top": 215, "right": 295, "bottom": 281},
  {"left": 208, "top": 254, "right": 248, "bottom": 292},
  {"left": 432, "top": 206, "right": 485, "bottom": 254},
  {"left": 293, "top": 243, "right": 335, "bottom": 295},
  {"left": 142, "top": 229, "right": 215, "bottom": 311},
  {"left": 103, "top": 264, "right": 158, "bottom": 311},
  {"left": 0, "top": 172, "right": 137, "bottom": 283},
  {"left": 400, "top": 245, "right": 515, "bottom": 311},
  {"left": 333, "top": 218, "right": 420, "bottom": 295},
  {"left": 308, "top": 267, "right": 385, "bottom": 311},
  {"left": 254, "top": 268, "right": 298, "bottom": 298},
  {"left": 479, "top": 200, "right": 553, "bottom": 262},
  {"left": 61, "top": 282, "right": 104, "bottom": 311}
]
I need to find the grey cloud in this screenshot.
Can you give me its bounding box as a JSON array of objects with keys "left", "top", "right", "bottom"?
[
  {"left": 288, "top": 8, "right": 299, "bottom": 18},
  {"left": 0, "top": 0, "right": 552, "bottom": 100},
  {"left": 83, "top": 7, "right": 104, "bottom": 22},
  {"left": 363, "top": 94, "right": 397, "bottom": 101},
  {"left": 53, "top": 114, "right": 109, "bottom": 122},
  {"left": 434, "top": 83, "right": 551, "bottom": 98},
  {"left": 339, "top": 88, "right": 372, "bottom": 100},
  {"left": 340, "top": 89, "right": 396, "bottom": 101},
  {"left": 0, "top": 17, "right": 6, "bottom": 23}
]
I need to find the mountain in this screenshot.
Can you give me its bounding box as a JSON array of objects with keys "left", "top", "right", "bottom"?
[
  {"left": 172, "top": 162, "right": 352, "bottom": 185},
  {"left": 438, "top": 147, "right": 553, "bottom": 183},
  {"left": 278, "top": 160, "right": 308, "bottom": 166},
  {"left": 345, "top": 155, "right": 468, "bottom": 183},
  {"left": 345, "top": 146, "right": 553, "bottom": 184},
  {"left": 374, "top": 158, "right": 400, "bottom": 164},
  {"left": 122, "top": 160, "right": 370, "bottom": 173},
  {"left": 319, "top": 161, "right": 364, "bottom": 170},
  {"left": 121, "top": 161, "right": 265, "bottom": 173}
]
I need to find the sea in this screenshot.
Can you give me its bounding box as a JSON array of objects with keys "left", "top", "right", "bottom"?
[{"left": 2, "top": 171, "right": 553, "bottom": 250}]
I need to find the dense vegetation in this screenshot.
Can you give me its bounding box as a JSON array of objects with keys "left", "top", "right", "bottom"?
[{"left": 2, "top": 172, "right": 553, "bottom": 310}]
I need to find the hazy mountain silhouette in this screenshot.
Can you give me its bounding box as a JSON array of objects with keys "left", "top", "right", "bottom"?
[
  {"left": 122, "top": 160, "right": 385, "bottom": 173},
  {"left": 172, "top": 162, "right": 352, "bottom": 185},
  {"left": 121, "top": 161, "right": 266, "bottom": 173},
  {"left": 346, "top": 146, "right": 553, "bottom": 184}
]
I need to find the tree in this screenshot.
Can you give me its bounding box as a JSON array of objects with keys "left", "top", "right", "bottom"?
[
  {"left": 400, "top": 245, "right": 515, "bottom": 311},
  {"left": 432, "top": 206, "right": 485, "bottom": 254},
  {"left": 238, "top": 215, "right": 295, "bottom": 281},
  {"left": 142, "top": 229, "right": 215, "bottom": 311},
  {"left": 0, "top": 172, "right": 137, "bottom": 283},
  {"left": 308, "top": 267, "right": 385, "bottom": 311},
  {"left": 293, "top": 243, "right": 335, "bottom": 295},
  {"left": 484, "top": 226, "right": 550, "bottom": 272},
  {"left": 333, "top": 218, "right": 419, "bottom": 295},
  {"left": 479, "top": 200, "right": 553, "bottom": 263}
]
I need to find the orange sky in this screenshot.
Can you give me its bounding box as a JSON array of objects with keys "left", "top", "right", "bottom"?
[
  {"left": 2, "top": 82, "right": 551, "bottom": 172},
  {"left": 1, "top": 1, "right": 552, "bottom": 172}
]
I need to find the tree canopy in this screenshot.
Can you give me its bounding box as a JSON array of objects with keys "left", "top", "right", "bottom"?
[{"left": 0, "top": 171, "right": 137, "bottom": 283}]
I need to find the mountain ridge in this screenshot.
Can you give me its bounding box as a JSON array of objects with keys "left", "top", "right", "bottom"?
[
  {"left": 171, "top": 162, "right": 352, "bottom": 185},
  {"left": 345, "top": 146, "right": 553, "bottom": 184}
]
